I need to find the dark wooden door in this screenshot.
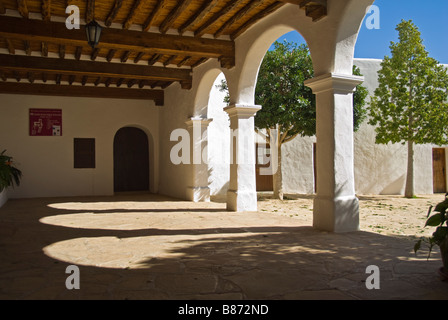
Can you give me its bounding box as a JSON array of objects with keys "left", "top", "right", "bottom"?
[
  {"left": 114, "top": 127, "right": 149, "bottom": 192},
  {"left": 433, "top": 148, "right": 447, "bottom": 193},
  {"left": 255, "top": 143, "right": 273, "bottom": 191}
]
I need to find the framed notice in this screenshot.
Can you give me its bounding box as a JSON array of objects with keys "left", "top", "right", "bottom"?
[{"left": 29, "top": 108, "right": 62, "bottom": 136}]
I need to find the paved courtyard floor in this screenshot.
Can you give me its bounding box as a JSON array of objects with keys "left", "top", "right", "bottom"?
[{"left": 0, "top": 193, "right": 447, "bottom": 300}]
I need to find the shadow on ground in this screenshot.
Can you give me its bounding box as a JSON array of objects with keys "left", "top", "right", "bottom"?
[{"left": 0, "top": 194, "right": 446, "bottom": 300}]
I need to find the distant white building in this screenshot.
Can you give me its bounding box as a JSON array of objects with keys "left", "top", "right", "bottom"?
[
  {"left": 204, "top": 58, "right": 448, "bottom": 199},
  {"left": 279, "top": 58, "right": 448, "bottom": 196}
]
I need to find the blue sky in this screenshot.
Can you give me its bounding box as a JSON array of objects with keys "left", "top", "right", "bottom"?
[{"left": 272, "top": 0, "right": 448, "bottom": 64}]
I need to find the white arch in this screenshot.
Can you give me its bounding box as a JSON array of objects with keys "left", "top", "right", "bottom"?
[
  {"left": 191, "top": 60, "right": 223, "bottom": 117},
  {"left": 223, "top": 0, "right": 374, "bottom": 106}
]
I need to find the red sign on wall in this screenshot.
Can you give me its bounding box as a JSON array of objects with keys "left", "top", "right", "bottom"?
[{"left": 29, "top": 109, "right": 62, "bottom": 136}]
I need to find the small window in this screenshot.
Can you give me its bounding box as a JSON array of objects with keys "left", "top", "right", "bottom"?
[{"left": 74, "top": 138, "right": 95, "bottom": 168}]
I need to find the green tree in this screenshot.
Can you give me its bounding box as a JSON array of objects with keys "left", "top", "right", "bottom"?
[
  {"left": 216, "top": 41, "right": 368, "bottom": 200},
  {"left": 0, "top": 150, "right": 22, "bottom": 193},
  {"left": 368, "top": 20, "right": 448, "bottom": 198}
]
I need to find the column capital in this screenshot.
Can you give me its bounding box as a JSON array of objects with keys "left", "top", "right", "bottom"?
[
  {"left": 304, "top": 73, "right": 364, "bottom": 94},
  {"left": 224, "top": 104, "right": 261, "bottom": 119},
  {"left": 185, "top": 116, "right": 213, "bottom": 128}
]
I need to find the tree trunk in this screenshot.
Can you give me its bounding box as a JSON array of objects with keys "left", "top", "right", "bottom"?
[
  {"left": 272, "top": 127, "right": 283, "bottom": 200},
  {"left": 405, "top": 139, "right": 415, "bottom": 198}
]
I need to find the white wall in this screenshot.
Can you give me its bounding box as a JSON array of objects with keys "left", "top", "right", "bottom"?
[
  {"left": 207, "top": 73, "right": 230, "bottom": 196},
  {"left": 0, "top": 93, "right": 159, "bottom": 198}
]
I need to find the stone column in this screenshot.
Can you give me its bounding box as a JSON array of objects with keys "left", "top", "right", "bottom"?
[
  {"left": 224, "top": 104, "right": 261, "bottom": 211},
  {"left": 305, "top": 73, "right": 364, "bottom": 232},
  {"left": 185, "top": 117, "right": 213, "bottom": 202}
]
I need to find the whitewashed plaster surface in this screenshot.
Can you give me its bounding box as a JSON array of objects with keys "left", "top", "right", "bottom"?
[{"left": 0, "top": 94, "right": 160, "bottom": 199}]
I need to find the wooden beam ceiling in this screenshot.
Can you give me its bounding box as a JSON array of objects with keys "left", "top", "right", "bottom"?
[
  {"left": 0, "top": 54, "right": 192, "bottom": 83},
  {"left": 0, "top": 16, "right": 235, "bottom": 61},
  {"left": 0, "top": 81, "right": 165, "bottom": 105},
  {"left": 0, "top": 0, "right": 326, "bottom": 104}
]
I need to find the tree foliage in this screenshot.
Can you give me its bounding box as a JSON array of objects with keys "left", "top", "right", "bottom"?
[
  {"left": 368, "top": 20, "right": 448, "bottom": 198},
  {"left": 0, "top": 150, "right": 22, "bottom": 193},
  {"left": 368, "top": 20, "right": 448, "bottom": 146},
  {"left": 254, "top": 41, "right": 368, "bottom": 140}
]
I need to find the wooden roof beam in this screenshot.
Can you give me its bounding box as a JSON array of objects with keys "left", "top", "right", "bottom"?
[
  {"left": 120, "top": 51, "right": 130, "bottom": 63},
  {"left": 142, "top": 0, "right": 168, "bottom": 32},
  {"left": 0, "top": 82, "right": 165, "bottom": 105},
  {"left": 6, "top": 38, "right": 14, "bottom": 55},
  {"left": 90, "top": 47, "right": 100, "bottom": 61},
  {"left": 16, "top": 0, "right": 28, "bottom": 19},
  {"left": 159, "top": 0, "right": 193, "bottom": 34},
  {"left": 0, "top": 1, "right": 5, "bottom": 14},
  {"left": 123, "top": 0, "right": 145, "bottom": 30},
  {"left": 194, "top": 0, "right": 245, "bottom": 38},
  {"left": 231, "top": 2, "right": 284, "bottom": 39},
  {"left": 59, "top": 44, "right": 65, "bottom": 59},
  {"left": 86, "top": 0, "right": 95, "bottom": 23},
  {"left": 41, "top": 42, "right": 48, "bottom": 57},
  {"left": 0, "top": 54, "right": 192, "bottom": 84},
  {"left": 105, "top": 0, "right": 123, "bottom": 27},
  {"left": 42, "top": 0, "right": 51, "bottom": 22},
  {"left": 178, "top": 0, "right": 219, "bottom": 35},
  {"left": 24, "top": 40, "right": 31, "bottom": 55},
  {"left": 214, "top": 0, "right": 264, "bottom": 38}
]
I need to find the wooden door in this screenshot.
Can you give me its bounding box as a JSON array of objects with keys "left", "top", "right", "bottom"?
[
  {"left": 433, "top": 148, "right": 447, "bottom": 193},
  {"left": 114, "top": 127, "right": 149, "bottom": 192},
  {"left": 256, "top": 144, "right": 273, "bottom": 191}
]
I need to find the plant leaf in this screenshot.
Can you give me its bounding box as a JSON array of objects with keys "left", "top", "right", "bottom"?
[
  {"left": 434, "top": 200, "right": 448, "bottom": 213},
  {"left": 426, "top": 205, "right": 433, "bottom": 218},
  {"left": 425, "top": 213, "right": 442, "bottom": 227},
  {"left": 432, "top": 226, "right": 448, "bottom": 245}
]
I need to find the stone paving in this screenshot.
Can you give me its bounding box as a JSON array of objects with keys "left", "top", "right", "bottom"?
[{"left": 0, "top": 193, "right": 447, "bottom": 300}]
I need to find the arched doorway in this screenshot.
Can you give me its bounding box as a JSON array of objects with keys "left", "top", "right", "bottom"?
[{"left": 113, "top": 127, "right": 149, "bottom": 192}]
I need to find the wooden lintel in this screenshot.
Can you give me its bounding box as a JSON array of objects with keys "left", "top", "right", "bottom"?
[{"left": 0, "top": 82, "right": 165, "bottom": 105}]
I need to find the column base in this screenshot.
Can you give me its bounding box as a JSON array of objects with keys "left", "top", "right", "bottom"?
[
  {"left": 313, "top": 195, "right": 360, "bottom": 233},
  {"left": 186, "top": 186, "right": 210, "bottom": 202},
  {"left": 226, "top": 189, "right": 257, "bottom": 212}
]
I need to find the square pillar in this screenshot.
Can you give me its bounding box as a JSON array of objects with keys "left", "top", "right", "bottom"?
[
  {"left": 305, "top": 73, "right": 364, "bottom": 232},
  {"left": 224, "top": 104, "right": 261, "bottom": 211},
  {"left": 185, "top": 117, "right": 213, "bottom": 202}
]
